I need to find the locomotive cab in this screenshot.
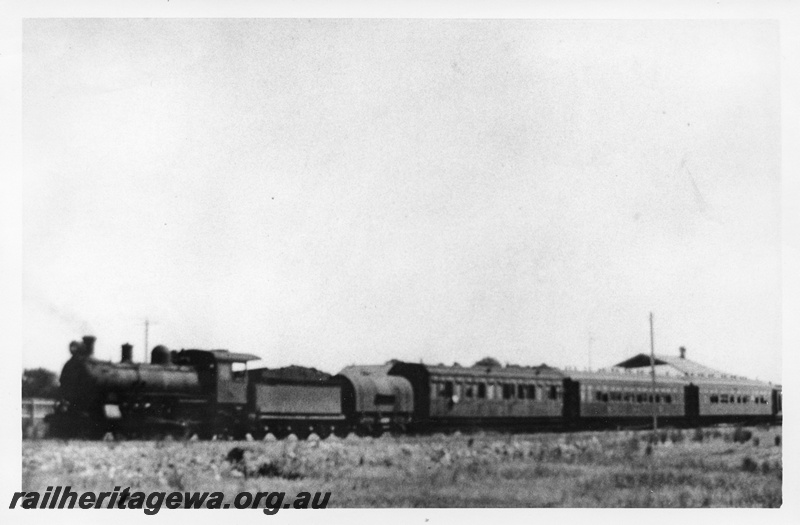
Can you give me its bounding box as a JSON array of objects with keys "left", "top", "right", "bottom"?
[{"left": 176, "top": 349, "right": 260, "bottom": 405}]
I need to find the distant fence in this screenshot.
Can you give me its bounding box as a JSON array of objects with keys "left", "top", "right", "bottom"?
[{"left": 22, "top": 398, "right": 56, "bottom": 439}]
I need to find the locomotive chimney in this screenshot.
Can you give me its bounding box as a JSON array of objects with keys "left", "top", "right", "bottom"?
[
  {"left": 121, "top": 343, "right": 133, "bottom": 363},
  {"left": 82, "top": 335, "right": 96, "bottom": 357},
  {"left": 679, "top": 346, "right": 686, "bottom": 359}
]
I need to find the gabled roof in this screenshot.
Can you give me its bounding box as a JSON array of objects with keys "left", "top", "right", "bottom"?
[{"left": 615, "top": 353, "right": 730, "bottom": 378}]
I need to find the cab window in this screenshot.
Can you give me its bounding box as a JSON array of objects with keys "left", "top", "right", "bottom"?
[{"left": 217, "top": 362, "right": 232, "bottom": 381}]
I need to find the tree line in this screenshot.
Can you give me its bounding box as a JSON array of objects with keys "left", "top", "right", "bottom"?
[{"left": 22, "top": 368, "right": 59, "bottom": 399}]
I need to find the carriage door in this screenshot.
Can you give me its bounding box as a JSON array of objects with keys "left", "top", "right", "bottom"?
[
  {"left": 684, "top": 384, "right": 700, "bottom": 421},
  {"left": 562, "top": 378, "right": 580, "bottom": 422},
  {"left": 771, "top": 389, "right": 780, "bottom": 417}
]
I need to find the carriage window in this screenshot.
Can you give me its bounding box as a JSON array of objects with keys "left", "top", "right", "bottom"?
[
  {"left": 517, "top": 384, "right": 526, "bottom": 399},
  {"left": 503, "top": 384, "right": 515, "bottom": 400},
  {"left": 231, "top": 362, "right": 247, "bottom": 382},
  {"left": 549, "top": 385, "right": 558, "bottom": 400},
  {"left": 465, "top": 385, "right": 474, "bottom": 399},
  {"left": 710, "top": 394, "right": 719, "bottom": 403},
  {"left": 441, "top": 381, "right": 454, "bottom": 398},
  {"left": 610, "top": 392, "right": 622, "bottom": 402},
  {"left": 527, "top": 385, "right": 536, "bottom": 400},
  {"left": 720, "top": 394, "right": 729, "bottom": 404},
  {"left": 477, "top": 383, "right": 487, "bottom": 399},
  {"left": 665, "top": 395, "right": 672, "bottom": 404},
  {"left": 595, "top": 391, "right": 604, "bottom": 402}
]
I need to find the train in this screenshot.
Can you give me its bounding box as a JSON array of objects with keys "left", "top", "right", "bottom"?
[{"left": 45, "top": 335, "right": 782, "bottom": 439}]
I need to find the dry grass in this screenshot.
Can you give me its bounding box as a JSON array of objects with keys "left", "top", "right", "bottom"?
[{"left": 22, "top": 425, "right": 782, "bottom": 507}]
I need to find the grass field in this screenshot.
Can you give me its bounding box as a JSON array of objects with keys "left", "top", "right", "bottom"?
[{"left": 22, "top": 425, "right": 781, "bottom": 508}]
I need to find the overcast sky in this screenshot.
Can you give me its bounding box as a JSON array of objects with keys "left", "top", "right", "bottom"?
[{"left": 22, "top": 19, "right": 781, "bottom": 383}]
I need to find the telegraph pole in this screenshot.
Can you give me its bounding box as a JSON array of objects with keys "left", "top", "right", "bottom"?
[
  {"left": 144, "top": 319, "right": 149, "bottom": 363},
  {"left": 649, "top": 312, "right": 658, "bottom": 433}
]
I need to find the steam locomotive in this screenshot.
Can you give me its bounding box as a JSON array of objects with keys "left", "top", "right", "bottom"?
[
  {"left": 46, "top": 335, "right": 781, "bottom": 439},
  {"left": 48, "top": 336, "right": 412, "bottom": 439}
]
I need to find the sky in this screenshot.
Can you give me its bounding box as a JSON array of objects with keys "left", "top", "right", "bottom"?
[{"left": 22, "top": 19, "right": 781, "bottom": 383}]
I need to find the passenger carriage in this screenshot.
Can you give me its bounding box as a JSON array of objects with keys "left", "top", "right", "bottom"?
[
  {"left": 564, "top": 370, "right": 688, "bottom": 427},
  {"left": 388, "top": 362, "right": 567, "bottom": 431},
  {"left": 688, "top": 375, "right": 777, "bottom": 424}
]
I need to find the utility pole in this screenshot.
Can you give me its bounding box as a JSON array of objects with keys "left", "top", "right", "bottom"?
[
  {"left": 144, "top": 319, "right": 149, "bottom": 363},
  {"left": 649, "top": 312, "right": 658, "bottom": 433}
]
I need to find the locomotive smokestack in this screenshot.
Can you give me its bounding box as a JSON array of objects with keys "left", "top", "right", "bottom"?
[
  {"left": 679, "top": 346, "right": 686, "bottom": 359},
  {"left": 82, "top": 335, "right": 96, "bottom": 356},
  {"left": 121, "top": 343, "right": 133, "bottom": 363}
]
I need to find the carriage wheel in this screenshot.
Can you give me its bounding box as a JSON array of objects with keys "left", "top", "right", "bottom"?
[
  {"left": 315, "top": 424, "right": 332, "bottom": 440},
  {"left": 170, "top": 424, "right": 194, "bottom": 441},
  {"left": 294, "top": 425, "right": 311, "bottom": 440},
  {"left": 355, "top": 422, "right": 374, "bottom": 437},
  {"left": 251, "top": 424, "right": 267, "bottom": 441},
  {"left": 389, "top": 421, "right": 407, "bottom": 436},
  {"left": 273, "top": 426, "right": 289, "bottom": 440}
]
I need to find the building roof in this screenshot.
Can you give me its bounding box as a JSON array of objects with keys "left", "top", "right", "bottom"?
[
  {"left": 612, "top": 352, "right": 774, "bottom": 387},
  {"left": 614, "top": 353, "right": 727, "bottom": 377}
]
